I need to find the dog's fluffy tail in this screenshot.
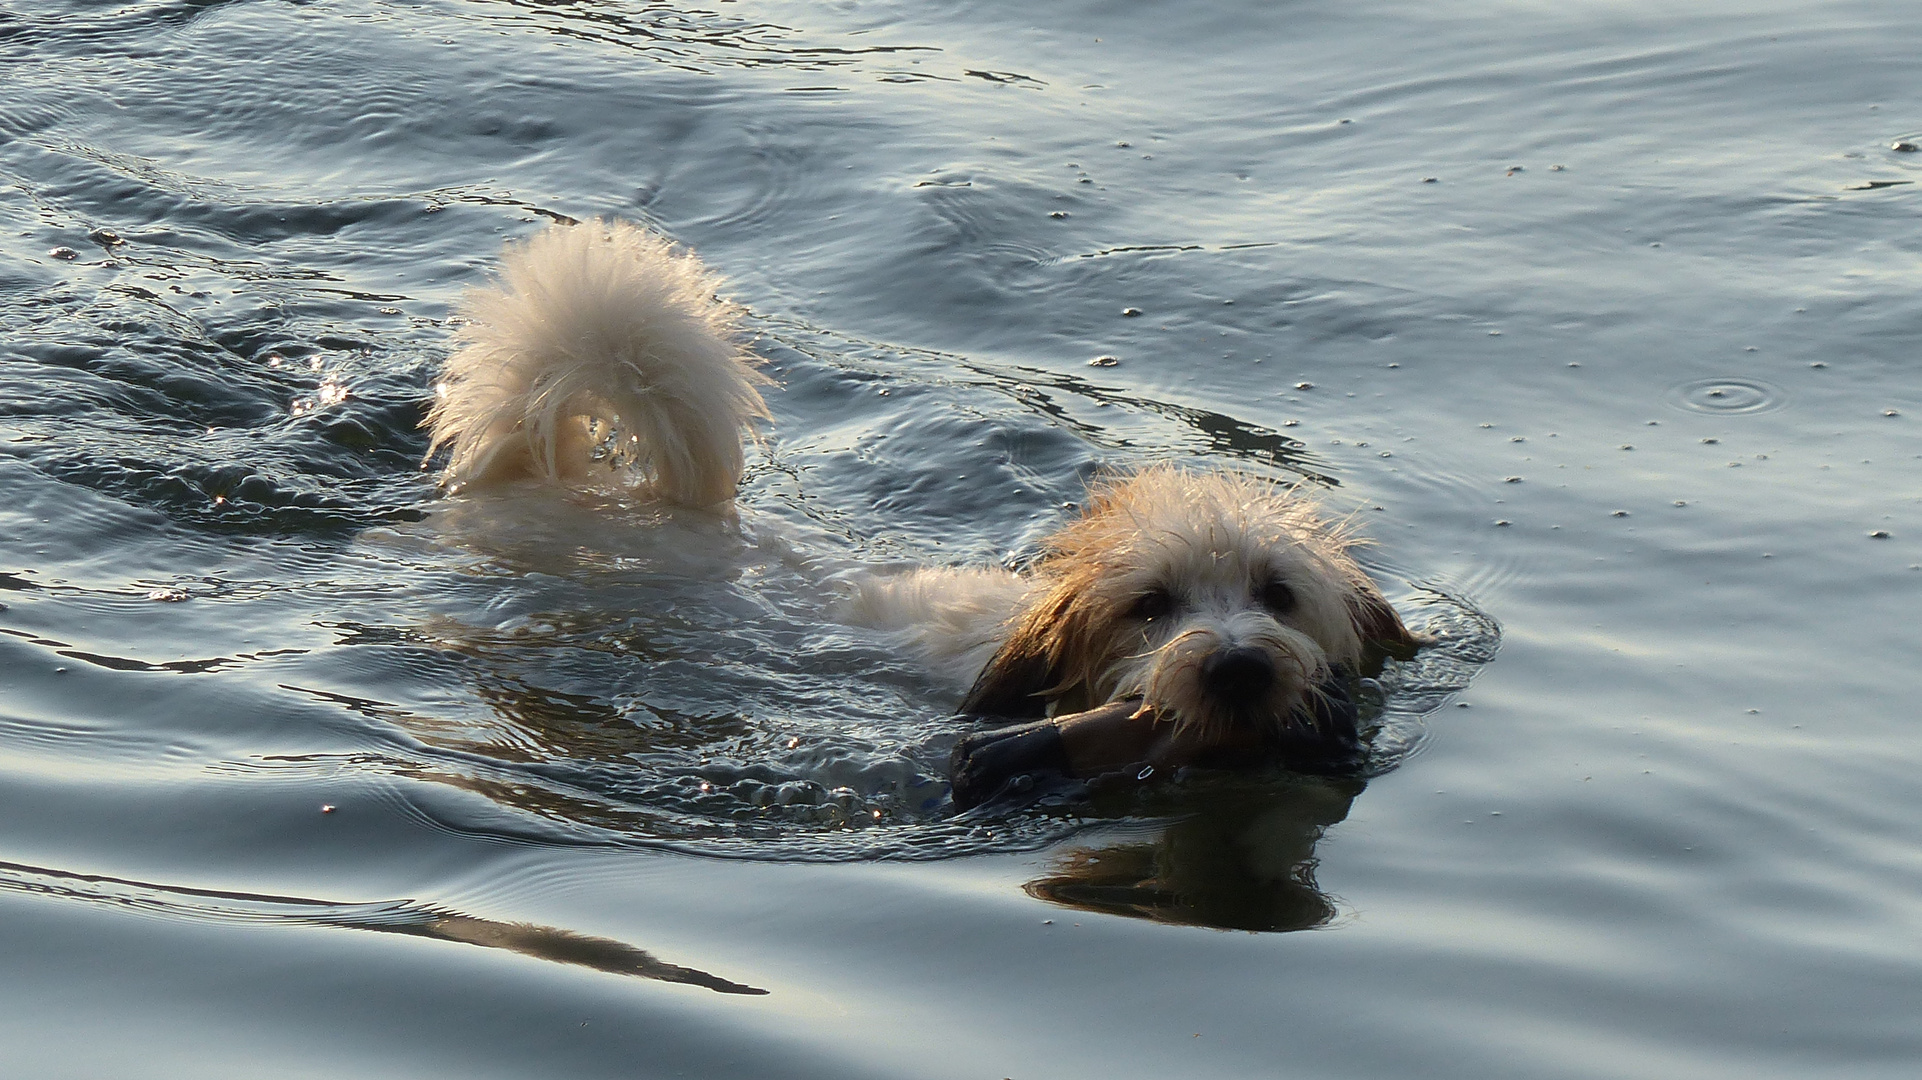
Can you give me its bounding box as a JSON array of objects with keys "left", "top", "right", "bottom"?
[{"left": 425, "top": 220, "right": 770, "bottom": 506}]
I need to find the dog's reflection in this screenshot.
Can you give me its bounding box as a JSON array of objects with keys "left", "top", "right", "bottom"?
[{"left": 1024, "top": 776, "right": 1362, "bottom": 932}]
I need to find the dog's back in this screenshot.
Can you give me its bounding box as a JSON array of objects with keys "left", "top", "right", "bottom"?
[{"left": 425, "top": 220, "right": 769, "bottom": 506}]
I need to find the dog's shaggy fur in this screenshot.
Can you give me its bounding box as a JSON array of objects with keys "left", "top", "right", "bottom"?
[
  {"left": 953, "top": 467, "right": 1406, "bottom": 738},
  {"left": 427, "top": 220, "right": 1417, "bottom": 775}
]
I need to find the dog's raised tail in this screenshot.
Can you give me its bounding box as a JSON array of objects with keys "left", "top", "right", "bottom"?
[{"left": 425, "top": 220, "right": 769, "bottom": 506}]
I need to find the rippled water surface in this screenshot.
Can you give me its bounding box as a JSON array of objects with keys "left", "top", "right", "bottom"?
[{"left": 3, "top": 1, "right": 1919, "bottom": 1077}]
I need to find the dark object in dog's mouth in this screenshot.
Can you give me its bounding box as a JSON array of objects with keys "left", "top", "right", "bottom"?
[{"left": 949, "top": 670, "right": 1363, "bottom": 811}]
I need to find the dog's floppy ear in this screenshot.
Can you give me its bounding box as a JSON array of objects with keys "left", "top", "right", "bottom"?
[
  {"left": 958, "top": 588, "right": 1079, "bottom": 719},
  {"left": 959, "top": 631, "right": 1058, "bottom": 719},
  {"left": 1345, "top": 581, "right": 1425, "bottom": 673}
]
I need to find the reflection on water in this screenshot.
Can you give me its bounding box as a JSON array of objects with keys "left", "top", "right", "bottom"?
[
  {"left": 0, "top": 858, "right": 765, "bottom": 995},
  {"left": 402, "top": 913, "right": 766, "bottom": 995},
  {"left": 1025, "top": 777, "right": 1361, "bottom": 932},
  {"left": 464, "top": 0, "right": 939, "bottom": 75}
]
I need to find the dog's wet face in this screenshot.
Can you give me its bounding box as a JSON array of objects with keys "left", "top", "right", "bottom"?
[
  {"left": 1095, "top": 511, "right": 1361, "bottom": 742},
  {"left": 961, "top": 468, "right": 1374, "bottom": 749}
]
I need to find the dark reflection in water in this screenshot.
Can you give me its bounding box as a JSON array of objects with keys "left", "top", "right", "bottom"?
[
  {"left": 1025, "top": 777, "right": 1362, "bottom": 933},
  {"left": 0, "top": 859, "right": 767, "bottom": 995},
  {"left": 391, "top": 913, "right": 767, "bottom": 995}
]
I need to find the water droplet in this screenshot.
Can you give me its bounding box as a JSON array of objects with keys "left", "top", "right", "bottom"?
[
  {"left": 1136, "top": 765, "right": 1155, "bottom": 780},
  {"left": 1121, "top": 306, "right": 1141, "bottom": 316},
  {"left": 1893, "top": 141, "right": 1918, "bottom": 152},
  {"left": 49, "top": 246, "right": 78, "bottom": 260},
  {"left": 1671, "top": 378, "right": 1785, "bottom": 414},
  {"left": 1493, "top": 519, "right": 1511, "bottom": 527},
  {"left": 1869, "top": 530, "right": 1892, "bottom": 539},
  {"left": 1048, "top": 210, "right": 1069, "bottom": 219},
  {"left": 1087, "top": 355, "right": 1118, "bottom": 367},
  {"left": 1611, "top": 510, "right": 1630, "bottom": 517},
  {"left": 1295, "top": 381, "right": 1314, "bottom": 390},
  {"left": 320, "top": 804, "right": 336, "bottom": 814}
]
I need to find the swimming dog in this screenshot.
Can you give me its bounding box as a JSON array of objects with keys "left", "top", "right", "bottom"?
[{"left": 426, "top": 219, "right": 1421, "bottom": 809}]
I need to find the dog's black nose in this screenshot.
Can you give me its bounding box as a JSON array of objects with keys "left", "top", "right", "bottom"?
[{"left": 1201, "top": 646, "right": 1275, "bottom": 701}]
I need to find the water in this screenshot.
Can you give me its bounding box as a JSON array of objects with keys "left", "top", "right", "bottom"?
[{"left": 2, "top": 0, "right": 1919, "bottom": 1076}]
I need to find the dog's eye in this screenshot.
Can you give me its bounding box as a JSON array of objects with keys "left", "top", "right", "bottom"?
[
  {"left": 1127, "top": 588, "right": 1175, "bottom": 621},
  {"left": 1258, "top": 579, "right": 1296, "bottom": 614}
]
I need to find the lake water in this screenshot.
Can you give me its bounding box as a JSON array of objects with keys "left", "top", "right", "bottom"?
[{"left": 3, "top": 0, "right": 1919, "bottom": 1076}]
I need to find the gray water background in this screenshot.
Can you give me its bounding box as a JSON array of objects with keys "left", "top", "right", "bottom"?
[{"left": 2, "top": 0, "right": 1919, "bottom": 1077}]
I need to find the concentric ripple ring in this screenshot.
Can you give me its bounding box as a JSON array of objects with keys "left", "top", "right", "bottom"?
[{"left": 1670, "top": 377, "right": 1786, "bottom": 414}]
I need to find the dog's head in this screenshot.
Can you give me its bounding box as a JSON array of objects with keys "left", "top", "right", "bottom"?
[{"left": 960, "top": 467, "right": 1418, "bottom": 752}]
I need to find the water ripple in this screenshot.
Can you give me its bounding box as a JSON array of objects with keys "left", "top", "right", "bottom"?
[{"left": 1670, "top": 377, "right": 1786, "bottom": 414}]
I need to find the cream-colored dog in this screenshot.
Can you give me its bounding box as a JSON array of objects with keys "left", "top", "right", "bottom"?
[{"left": 426, "top": 220, "right": 1420, "bottom": 808}]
